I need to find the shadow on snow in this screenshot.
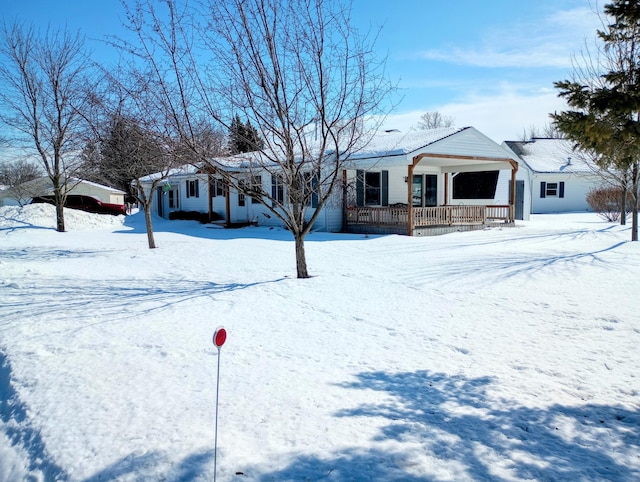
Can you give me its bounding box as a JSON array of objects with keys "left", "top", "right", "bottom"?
[
  {"left": 0, "top": 351, "right": 68, "bottom": 481},
  {"left": 241, "top": 370, "right": 639, "bottom": 481}
]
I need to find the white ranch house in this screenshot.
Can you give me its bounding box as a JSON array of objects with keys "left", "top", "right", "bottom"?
[
  {"left": 503, "top": 138, "right": 607, "bottom": 215},
  {"left": 142, "top": 127, "right": 520, "bottom": 235}
]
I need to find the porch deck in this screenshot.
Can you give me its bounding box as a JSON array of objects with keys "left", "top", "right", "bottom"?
[{"left": 346, "top": 205, "right": 514, "bottom": 236}]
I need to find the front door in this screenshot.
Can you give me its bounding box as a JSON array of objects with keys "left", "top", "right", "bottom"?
[
  {"left": 413, "top": 174, "right": 438, "bottom": 207},
  {"left": 515, "top": 180, "right": 524, "bottom": 220},
  {"left": 425, "top": 174, "right": 437, "bottom": 207}
]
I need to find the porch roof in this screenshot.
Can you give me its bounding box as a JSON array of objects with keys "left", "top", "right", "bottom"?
[
  {"left": 411, "top": 152, "right": 517, "bottom": 173},
  {"left": 344, "top": 126, "right": 518, "bottom": 173}
]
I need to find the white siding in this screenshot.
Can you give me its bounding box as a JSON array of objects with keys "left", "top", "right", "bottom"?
[
  {"left": 427, "top": 128, "right": 515, "bottom": 159},
  {"left": 530, "top": 173, "right": 599, "bottom": 213}
]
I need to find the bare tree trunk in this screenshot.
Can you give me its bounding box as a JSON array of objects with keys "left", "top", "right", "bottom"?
[
  {"left": 621, "top": 182, "right": 627, "bottom": 225},
  {"left": 143, "top": 204, "right": 157, "bottom": 249},
  {"left": 55, "top": 201, "right": 65, "bottom": 232},
  {"left": 631, "top": 162, "right": 638, "bottom": 241},
  {"left": 52, "top": 176, "right": 66, "bottom": 232},
  {"left": 294, "top": 234, "right": 309, "bottom": 279}
]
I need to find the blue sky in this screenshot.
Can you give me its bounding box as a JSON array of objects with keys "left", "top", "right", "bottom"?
[{"left": 1, "top": 0, "right": 602, "bottom": 143}]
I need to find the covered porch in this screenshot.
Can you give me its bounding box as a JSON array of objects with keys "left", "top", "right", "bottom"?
[
  {"left": 347, "top": 204, "right": 514, "bottom": 235},
  {"left": 345, "top": 151, "right": 519, "bottom": 236}
]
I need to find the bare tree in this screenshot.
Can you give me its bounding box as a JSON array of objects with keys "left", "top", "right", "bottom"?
[
  {"left": 117, "top": 0, "right": 393, "bottom": 278},
  {"left": 417, "top": 111, "right": 454, "bottom": 130},
  {"left": 82, "top": 64, "right": 187, "bottom": 249},
  {"left": 0, "top": 157, "right": 43, "bottom": 205},
  {"left": 519, "top": 122, "right": 564, "bottom": 141},
  {"left": 0, "top": 22, "right": 92, "bottom": 231}
]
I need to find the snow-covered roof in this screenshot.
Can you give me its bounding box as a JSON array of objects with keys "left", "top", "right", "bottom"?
[
  {"left": 504, "top": 138, "right": 593, "bottom": 173},
  {"left": 138, "top": 164, "right": 203, "bottom": 182},
  {"left": 348, "top": 127, "right": 463, "bottom": 159},
  {"left": 142, "top": 127, "right": 475, "bottom": 179}
]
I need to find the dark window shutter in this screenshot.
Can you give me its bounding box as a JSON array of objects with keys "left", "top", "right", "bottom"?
[
  {"left": 271, "top": 175, "right": 277, "bottom": 207},
  {"left": 186, "top": 180, "right": 190, "bottom": 198},
  {"left": 540, "top": 182, "right": 546, "bottom": 198},
  {"left": 381, "top": 170, "right": 389, "bottom": 206},
  {"left": 559, "top": 181, "right": 565, "bottom": 198},
  {"left": 195, "top": 179, "right": 199, "bottom": 198},
  {"left": 356, "top": 170, "right": 364, "bottom": 207},
  {"left": 312, "top": 173, "right": 319, "bottom": 208}
]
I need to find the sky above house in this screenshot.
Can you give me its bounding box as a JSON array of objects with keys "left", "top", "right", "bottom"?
[{"left": 1, "top": 0, "right": 603, "bottom": 144}]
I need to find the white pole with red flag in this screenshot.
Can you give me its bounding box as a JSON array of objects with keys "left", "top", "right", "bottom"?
[{"left": 212, "top": 326, "right": 227, "bottom": 482}]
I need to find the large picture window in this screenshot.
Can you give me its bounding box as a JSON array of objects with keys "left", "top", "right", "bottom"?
[{"left": 452, "top": 171, "right": 499, "bottom": 199}]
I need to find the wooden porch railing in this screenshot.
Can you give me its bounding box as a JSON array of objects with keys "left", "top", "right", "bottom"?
[{"left": 346, "top": 204, "right": 513, "bottom": 229}]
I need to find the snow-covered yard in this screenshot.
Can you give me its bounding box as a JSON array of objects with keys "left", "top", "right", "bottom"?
[{"left": 1, "top": 204, "right": 639, "bottom": 481}]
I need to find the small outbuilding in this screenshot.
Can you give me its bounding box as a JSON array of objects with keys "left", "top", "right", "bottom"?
[{"left": 0, "top": 177, "right": 126, "bottom": 209}]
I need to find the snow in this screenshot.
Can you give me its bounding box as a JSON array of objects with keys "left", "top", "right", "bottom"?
[
  {"left": 347, "top": 127, "right": 462, "bottom": 159},
  {"left": 507, "top": 138, "right": 593, "bottom": 173},
  {"left": 1, "top": 203, "right": 639, "bottom": 481},
  {"left": 190, "top": 128, "right": 465, "bottom": 173}
]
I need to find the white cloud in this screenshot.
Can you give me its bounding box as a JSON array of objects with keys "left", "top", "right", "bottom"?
[
  {"left": 419, "top": 6, "right": 601, "bottom": 69},
  {"left": 380, "top": 87, "right": 568, "bottom": 144}
]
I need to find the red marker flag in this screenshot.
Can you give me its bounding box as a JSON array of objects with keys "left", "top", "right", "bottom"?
[{"left": 213, "top": 327, "right": 227, "bottom": 349}]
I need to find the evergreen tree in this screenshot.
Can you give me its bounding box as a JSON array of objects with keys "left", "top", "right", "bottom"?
[
  {"left": 552, "top": 0, "right": 640, "bottom": 241},
  {"left": 228, "top": 114, "right": 264, "bottom": 154}
]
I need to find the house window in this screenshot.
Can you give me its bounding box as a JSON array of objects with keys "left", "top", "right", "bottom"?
[
  {"left": 365, "top": 171, "right": 381, "bottom": 205},
  {"left": 272, "top": 174, "right": 285, "bottom": 204},
  {"left": 356, "top": 169, "right": 388, "bottom": 207},
  {"left": 546, "top": 183, "right": 558, "bottom": 196},
  {"left": 238, "top": 180, "right": 246, "bottom": 206},
  {"left": 540, "top": 181, "right": 565, "bottom": 198},
  {"left": 168, "top": 190, "right": 178, "bottom": 209},
  {"left": 304, "top": 172, "right": 319, "bottom": 208},
  {"left": 251, "top": 175, "right": 262, "bottom": 204},
  {"left": 210, "top": 178, "right": 225, "bottom": 197},
  {"left": 452, "top": 171, "right": 499, "bottom": 199},
  {"left": 186, "top": 179, "right": 199, "bottom": 198}
]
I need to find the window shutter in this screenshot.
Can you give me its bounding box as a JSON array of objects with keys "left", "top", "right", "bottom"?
[
  {"left": 559, "top": 181, "right": 565, "bottom": 198},
  {"left": 381, "top": 170, "right": 389, "bottom": 206},
  {"left": 356, "top": 170, "right": 364, "bottom": 207},
  {"left": 540, "top": 182, "right": 546, "bottom": 198},
  {"left": 195, "top": 179, "right": 199, "bottom": 198},
  {"left": 186, "top": 180, "right": 190, "bottom": 198},
  {"left": 312, "top": 173, "right": 319, "bottom": 208}
]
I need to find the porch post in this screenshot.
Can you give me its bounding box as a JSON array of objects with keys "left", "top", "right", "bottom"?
[
  {"left": 225, "top": 177, "right": 231, "bottom": 228},
  {"left": 444, "top": 173, "right": 449, "bottom": 205},
  {"left": 510, "top": 162, "right": 517, "bottom": 222},
  {"left": 208, "top": 173, "right": 214, "bottom": 222},
  {"left": 407, "top": 164, "right": 414, "bottom": 236},
  {"left": 342, "top": 169, "right": 348, "bottom": 232}
]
